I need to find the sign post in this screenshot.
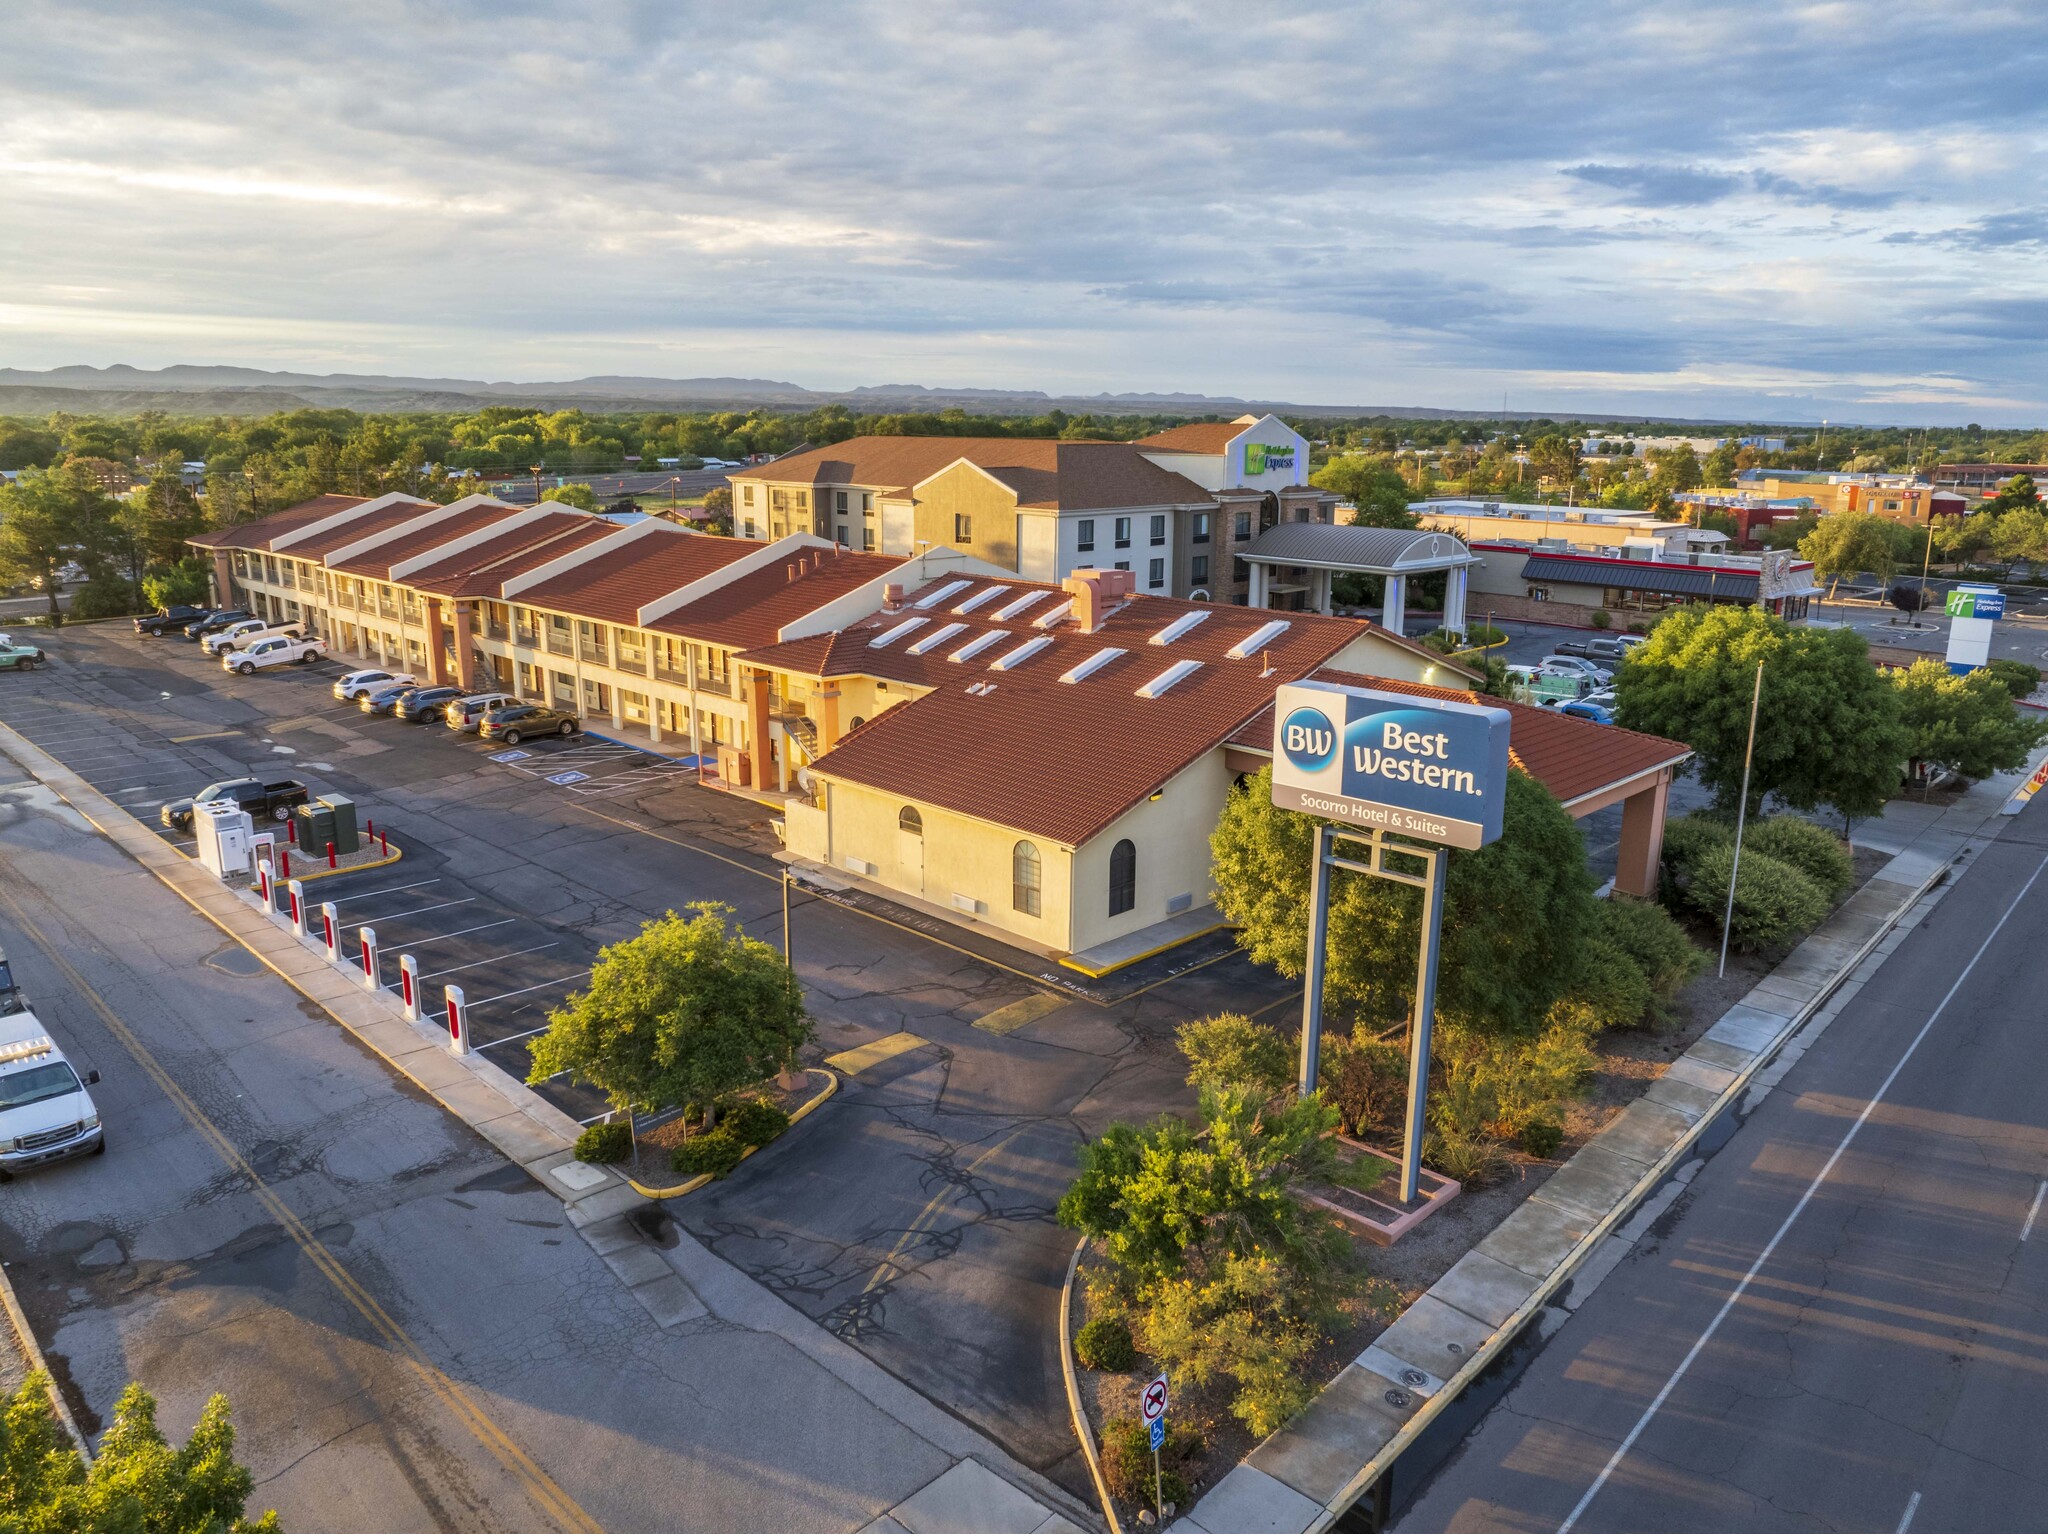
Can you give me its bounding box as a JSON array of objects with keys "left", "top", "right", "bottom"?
[
  {"left": 1141, "top": 1372, "right": 1169, "bottom": 1517},
  {"left": 1272, "top": 682, "right": 1511, "bottom": 1206}
]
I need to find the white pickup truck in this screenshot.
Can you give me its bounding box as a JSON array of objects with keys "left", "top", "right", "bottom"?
[
  {"left": 224, "top": 633, "right": 327, "bottom": 674},
  {"left": 0, "top": 1012, "right": 104, "bottom": 1180},
  {"left": 201, "top": 618, "right": 304, "bottom": 657}
]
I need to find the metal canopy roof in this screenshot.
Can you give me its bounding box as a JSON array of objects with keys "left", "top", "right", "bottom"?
[
  {"left": 1519, "top": 554, "right": 1761, "bottom": 600},
  {"left": 1241, "top": 523, "right": 1480, "bottom": 574}
]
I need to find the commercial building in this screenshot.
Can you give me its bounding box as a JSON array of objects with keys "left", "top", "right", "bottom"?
[
  {"left": 1732, "top": 471, "right": 1967, "bottom": 524},
  {"left": 1932, "top": 463, "right": 2048, "bottom": 498}
]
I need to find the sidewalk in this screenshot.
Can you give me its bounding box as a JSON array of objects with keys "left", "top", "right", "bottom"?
[{"left": 1177, "top": 744, "right": 2048, "bottom": 1534}]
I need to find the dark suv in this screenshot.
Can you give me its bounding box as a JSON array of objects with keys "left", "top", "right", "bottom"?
[
  {"left": 182, "top": 609, "right": 252, "bottom": 641},
  {"left": 394, "top": 685, "right": 465, "bottom": 722},
  {"left": 477, "top": 703, "right": 581, "bottom": 745}
]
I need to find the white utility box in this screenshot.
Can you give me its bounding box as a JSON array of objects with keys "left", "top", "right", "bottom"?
[{"left": 194, "top": 799, "right": 257, "bottom": 880}]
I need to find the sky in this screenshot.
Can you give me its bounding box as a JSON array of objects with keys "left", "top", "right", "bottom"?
[{"left": 2, "top": 2, "right": 2045, "bottom": 424}]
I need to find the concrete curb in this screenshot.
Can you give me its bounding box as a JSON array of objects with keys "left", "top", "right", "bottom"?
[
  {"left": 0, "top": 719, "right": 632, "bottom": 1221},
  {"left": 624, "top": 1067, "right": 838, "bottom": 1200},
  {"left": 1058, "top": 1238, "right": 1124, "bottom": 1534},
  {"left": 0, "top": 1253, "right": 90, "bottom": 1459},
  {"left": 1178, "top": 850, "right": 1958, "bottom": 1534}
]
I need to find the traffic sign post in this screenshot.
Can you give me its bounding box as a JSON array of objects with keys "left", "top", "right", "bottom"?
[{"left": 1142, "top": 1372, "right": 1169, "bottom": 1517}]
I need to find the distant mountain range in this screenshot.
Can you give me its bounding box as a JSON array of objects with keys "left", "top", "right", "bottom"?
[{"left": 0, "top": 364, "right": 1749, "bottom": 425}]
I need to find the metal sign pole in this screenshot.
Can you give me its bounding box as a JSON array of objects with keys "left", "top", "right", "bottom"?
[
  {"left": 1399, "top": 846, "right": 1448, "bottom": 1205},
  {"left": 1297, "top": 822, "right": 1336, "bottom": 1098}
]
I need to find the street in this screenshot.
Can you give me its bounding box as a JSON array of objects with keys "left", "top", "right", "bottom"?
[{"left": 1391, "top": 795, "right": 2048, "bottom": 1532}]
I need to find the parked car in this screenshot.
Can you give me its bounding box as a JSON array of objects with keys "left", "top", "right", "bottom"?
[
  {"left": 443, "top": 691, "right": 518, "bottom": 733},
  {"left": 182, "top": 608, "right": 251, "bottom": 641},
  {"left": 202, "top": 618, "right": 302, "bottom": 657},
  {"left": 135, "top": 605, "right": 213, "bottom": 636},
  {"left": 394, "top": 685, "right": 465, "bottom": 721},
  {"left": 160, "top": 776, "right": 309, "bottom": 831},
  {"left": 1537, "top": 655, "right": 1614, "bottom": 684},
  {"left": 359, "top": 680, "right": 425, "bottom": 715},
  {"left": 0, "top": 948, "right": 24, "bottom": 1016},
  {"left": 0, "top": 1013, "right": 105, "bottom": 1180},
  {"left": 0, "top": 641, "right": 46, "bottom": 672},
  {"left": 224, "top": 634, "right": 326, "bottom": 674},
  {"left": 478, "top": 702, "right": 581, "bottom": 745},
  {"left": 333, "top": 668, "right": 416, "bottom": 702},
  {"left": 1552, "top": 635, "right": 1642, "bottom": 662},
  {"left": 1551, "top": 697, "right": 1615, "bottom": 724}
]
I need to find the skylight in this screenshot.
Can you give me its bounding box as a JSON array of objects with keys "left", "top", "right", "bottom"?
[
  {"left": 1031, "top": 598, "right": 1075, "bottom": 630},
  {"left": 954, "top": 584, "right": 1010, "bottom": 614},
  {"left": 989, "top": 636, "right": 1052, "bottom": 672},
  {"left": 905, "top": 622, "right": 967, "bottom": 655},
  {"left": 912, "top": 579, "right": 972, "bottom": 610},
  {"left": 868, "top": 615, "right": 929, "bottom": 648},
  {"left": 993, "top": 590, "right": 1051, "bottom": 620},
  {"left": 1059, "top": 646, "right": 1127, "bottom": 685},
  {"left": 1136, "top": 659, "right": 1203, "bottom": 698},
  {"left": 1150, "top": 611, "right": 1210, "bottom": 646},
  {"left": 1226, "top": 619, "right": 1291, "bottom": 659},
  {"left": 947, "top": 629, "right": 1009, "bottom": 663}
]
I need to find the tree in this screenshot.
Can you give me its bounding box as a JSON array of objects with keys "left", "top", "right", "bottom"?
[
  {"left": 1211, "top": 767, "right": 1597, "bottom": 1036},
  {"left": 0, "top": 1372, "right": 281, "bottom": 1531},
  {"left": 541, "top": 482, "right": 600, "bottom": 511},
  {"left": 117, "top": 463, "right": 209, "bottom": 573},
  {"left": 1310, "top": 456, "right": 1417, "bottom": 529},
  {"left": 1526, "top": 434, "right": 1581, "bottom": 488},
  {"left": 1701, "top": 441, "right": 1741, "bottom": 488},
  {"left": 0, "top": 463, "right": 118, "bottom": 625},
  {"left": 1797, "top": 509, "right": 1897, "bottom": 594},
  {"left": 1889, "top": 660, "right": 2048, "bottom": 782},
  {"left": 1614, "top": 603, "right": 1908, "bottom": 820},
  {"left": 1759, "top": 510, "right": 1819, "bottom": 551},
  {"left": 1648, "top": 445, "right": 1703, "bottom": 495},
  {"left": 526, "top": 904, "right": 809, "bottom": 1117},
  {"left": 698, "top": 485, "right": 734, "bottom": 534}
]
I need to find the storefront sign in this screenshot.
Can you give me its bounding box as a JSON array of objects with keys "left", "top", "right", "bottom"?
[
  {"left": 1945, "top": 587, "right": 2005, "bottom": 620},
  {"left": 1271, "top": 681, "right": 1511, "bottom": 848},
  {"left": 1243, "top": 442, "right": 1297, "bottom": 476}
]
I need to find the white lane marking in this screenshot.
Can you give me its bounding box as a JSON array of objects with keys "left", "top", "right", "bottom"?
[
  {"left": 1557, "top": 850, "right": 2048, "bottom": 1534},
  {"left": 347, "top": 895, "right": 474, "bottom": 921},
  {"left": 468, "top": 970, "right": 592, "bottom": 1008},
  {"left": 419, "top": 942, "right": 559, "bottom": 980},
  {"left": 2023, "top": 1181, "right": 2047, "bottom": 1241},
  {"left": 326, "top": 877, "right": 441, "bottom": 904},
  {"left": 404, "top": 919, "right": 520, "bottom": 947},
  {"left": 1896, "top": 1491, "right": 1921, "bottom": 1533}
]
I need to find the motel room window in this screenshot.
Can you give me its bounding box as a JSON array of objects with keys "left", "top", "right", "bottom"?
[
  {"left": 1193, "top": 512, "right": 1211, "bottom": 544},
  {"left": 741, "top": 485, "right": 755, "bottom": 506},
  {"left": 1077, "top": 518, "right": 1095, "bottom": 552},
  {"left": 795, "top": 491, "right": 809, "bottom": 511},
  {"left": 1148, "top": 558, "right": 1165, "bottom": 589},
  {"left": 1108, "top": 839, "right": 1136, "bottom": 917},
  {"left": 1191, "top": 555, "right": 1210, "bottom": 585},
  {"left": 1233, "top": 511, "right": 1252, "bottom": 540},
  {"left": 744, "top": 518, "right": 757, "bottom": 538},
  {"left": 835, "top": 491, "right": 848, "bottom": 514},
  {"left": 954, "top": 514, "right": 972, "bottom": 544},
  {"left": 862, "top": 526, "right": 876, "bottom": 552},
  {"left": 1013, "top": 841, "right": 1042, "bottom": 917},
  {"left": 1150, "top": 514, "right": 1166, "bottom": 546},
  {"left": 1232, "top": 557, "right": 1251, "bottom": 582},
  {"left": 1114, "top": 560, "right": 1131, "bottom": 572},
  {"left": 1114, "top": 517, "right": 1131, "bottom": 549},
  {"left": 899, "top": 806, "right": 923, "bottom": 836},
  {"left": 835, "top": 525, "right": 850, "bottom": 547}
]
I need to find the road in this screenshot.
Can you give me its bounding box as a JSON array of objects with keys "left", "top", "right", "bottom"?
[
  {"left": 1391, "top": 797, "right": 2048, "bottom": 1532},
  {"left": 485, "top": 468, "right": 736, "bottom": 506},
  {"left": 0, "top": 621, "right": 1283, "bottom": 1493},
  {"left": 0, "top": 751, "right": 1059, "bottom": 1534}
]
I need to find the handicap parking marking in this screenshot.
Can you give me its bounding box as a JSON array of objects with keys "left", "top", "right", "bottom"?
[
  {"left": 545, "top": 770, "right": 590, "bottom": 786},
  {"left": 488, "top": 748, "right": 532, "bottom": 763}
]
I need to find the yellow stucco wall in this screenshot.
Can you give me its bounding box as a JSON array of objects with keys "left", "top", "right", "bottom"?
[
  {"left": 911, "top": 462, "right": 1021, "bottom": 573},
  {"left": 1067, "top": 750, "right": 1233, "bottom": 951}
]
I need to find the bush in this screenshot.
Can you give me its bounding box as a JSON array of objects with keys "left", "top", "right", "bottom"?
[
  {"left": 1518, "top": 1118, "right": 1564, "bottom": 1157},
  {"left": 671, "top": 1126, "right": 746, "bottom": 1178},
  {"left": 1684, "top": 845, "right": 1830, "bottom": 952},
  {"left": 1594, "top": 895, "right": 1706, "bottom": 1006},
  {"left": 574, "top": 1121, "right": 632, "bottom": 1163},
  {"left": 1322, "top": 1034, "right": 1407, "bottom": 1138},
  {"left": 1627, "top": 620, "right": 1650, "bottom": 635},
  {"left": 1743, "top": 816, "right": 1854, "bottom": 901},
  {"left": 68, "top": 571, "right": 138, "bottom": 619},
  {"left": 1074, "top": 1315, "right": 1136, "bottom": 1371},
  {"left": 719, "top": 1095, "right": 791, "bottom": 1147},
  {"left": 1567, "top": 933, "right": 1656, "bottom": 1030},
  {"left": 143, "top": 558, "right": 211, "bottom": 610},
  {"left": 1660, "top": 812, "right": 1735, "bottom": 882},
  {"left": 1177, "top": 1013, "right": 1294, "bottom": 1097},
  {"left": 1143, "top": 1255, "right": 1325, "bottom": 1437},
  {"left": 1423, "top": 1128, "right": 1506, "bottom": 1186},
  {"left": 1591, "top": 609, "right": 1612, "bottom": 630},
  {"left": 1101, "top": 1416, "right": 1199, "bottom": 1509},
  {"left": 1988, "top": 659, "right": 2042, "bottom": 701},
  {"left": 1462, "top": 623, "right": 1507, "bottom": 648}
]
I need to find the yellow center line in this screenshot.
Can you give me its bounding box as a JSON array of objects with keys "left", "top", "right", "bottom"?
[
  {"left": 862, "top": 1127, "right": 1031, "bottom": 1296},
  {"left": 0, "top": 883, "right": 606, "bottom": 1534}
]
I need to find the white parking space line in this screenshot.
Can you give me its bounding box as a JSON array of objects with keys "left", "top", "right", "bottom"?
[
  {"left": 2023, "top": 1180, "right": 2046, "bottom": 1241},
  {"left": 326, "top": 878, "right": 442, "bottom": 904},
  {"left": 405, "top": 919, "right": 521, "bottom": 947},
  {"left": 419, "top": 943, "right": 560, "bottom": 980},
  {"left": 348, "top": 895, "right": 475, "bottom": 921},
  {"left": 1895, "top": 1492, "right": 1921, "bottom": 1533},
  {"left": 468, "top": 970, "right": 591, "bottom": 1007}
]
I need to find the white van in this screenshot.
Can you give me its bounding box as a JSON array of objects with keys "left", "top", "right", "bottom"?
[
  {"left": 443, "top": 691, "right": 518, "bottom": 733},
  {"left": 0, "top": 1012, "right": 104, "bottom": 1179}
]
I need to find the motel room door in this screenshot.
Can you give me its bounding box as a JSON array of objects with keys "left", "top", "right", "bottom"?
[{"left": 898, "top": 806, "right": 925, "bottom": 895}]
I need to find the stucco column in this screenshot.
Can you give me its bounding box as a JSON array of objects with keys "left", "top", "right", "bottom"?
[
  {"left": 1248, "top": 561, "right": 1268, "bottom": 608},
  {"left": 210, "top": 550, "right": 234, "bottom": 607},
  {"left": 746, "top": 670, "right": 773, "bottom": 789},
  {"left": 450, "top": 600, "right": 478, "bottom": 691},
  {"left": 1382, "top": 574, "right": 1407, "bottom": 636},
  {"left": 1444, "top": 567, "right": 1469, "bottom": 635},
  {"left": 814, "top": 685, "right": 843, "bottom": 754},
  {"left": 1614, "top": 770, "right": 1671, "bottom": 899},
  {"left": 423, "top": 601, "right": 451, "bottom": 686},
  {"left": 1316, "top": 569, "right": 1334, "bottom": 616}
]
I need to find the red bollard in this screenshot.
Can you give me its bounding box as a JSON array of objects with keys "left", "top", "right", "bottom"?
[
  {"left": 326, "top": 840, "right": 337, "bottom": 869},
  {"left": 380, "top": 828, "right": 390, "bottom": 855},
  {"left": 366, "top": 816, "right": 376, "bottom": 841},
  {"left": 279, "top": 846, "right": 292, "bottom": 879}
]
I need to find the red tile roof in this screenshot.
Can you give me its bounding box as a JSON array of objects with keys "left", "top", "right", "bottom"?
[
  {"left": 271, "top": 497, "right": 443, "bottom": 560},
  {"left": 512, "top": 529, "right": 763, "bottom": 626},
  {"left": 1133, "top": 421, "right": 1249, "bottom": 454},
  {"left": 326, "top": 503, "right": 534, "bottom": 578},
  {"left": 649, "top": 548, "right": 902, "bottom": 651},
  {"left": 1228, "top": 673, "right": 1691, "bottom": 807},
  {"left": 730, "top": 436, "right": 1208, "bottom": 510},
  {"left": 189, "top": 494, "right": 370, "bottom": 551},
  {"left": 403, "top": 516, "right": 613, "bottom": 598}
]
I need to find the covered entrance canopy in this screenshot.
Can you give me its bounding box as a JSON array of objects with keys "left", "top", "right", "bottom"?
[{"left": 1241, "top": 524, "right": 1481, "bottom": 636}]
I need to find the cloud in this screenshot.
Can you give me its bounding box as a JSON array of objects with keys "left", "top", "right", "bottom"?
[{"left": 1887, "top": 210, "right": 2048, "bottom": 249}]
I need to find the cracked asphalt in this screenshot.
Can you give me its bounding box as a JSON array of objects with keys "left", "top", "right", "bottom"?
[
  {"left": 1391, "top": 799, "right": 2048, "bottom": 1532},
  {"left": 0, "top": 624, "right": 1296, "bottom": 1496}
]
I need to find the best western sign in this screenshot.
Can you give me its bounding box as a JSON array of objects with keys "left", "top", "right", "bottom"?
[{"left": 1271, "top": 681, "right": 1511, "bottom": 848}]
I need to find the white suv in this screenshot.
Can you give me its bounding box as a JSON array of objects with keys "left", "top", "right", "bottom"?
[
  {"left": 333, "top": 668, "right": 416, "bottom": 702},
  {"left": 443, "top": 692, "right": 518, "bottom": 732},
  {"left": 0, "top": 1013, "right": 104, "bottom": 1179}
]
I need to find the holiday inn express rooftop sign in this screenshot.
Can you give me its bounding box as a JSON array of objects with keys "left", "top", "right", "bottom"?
[
  {"left": 1243, "top": 441, "right": 1296, "bottom": 475},
  {"left": 1271, "top": 680, "right": 1512, "bottom": 848}
]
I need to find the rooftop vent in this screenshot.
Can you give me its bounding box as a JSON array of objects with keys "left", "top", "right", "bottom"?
[
  {"left": 868, "top": 615, "right": 929, "bottom": 648},
  {"left": 1059, "top": 646, "right": 1127, "bottom": 685},
  {"left": 947, "top": 629, "right": 1008, "bottom": 664},
  {"left": 1226, "top": 619, "right": 1291, "bottom": 659},
  {"left": 954, "top": 584, "right": 1009, "bottom": 615},
  {"left": 1136, "top": 659, "right": 1202, "bottom": 698},
  {"left": 913, "top": 579, "right": 972, "bottom": 610},
  {"left": 989, "top": 635, "right": 1051, "bottom": 672},
  {"left": 882, "top": 582, "right": 905, "bottom": 612},
  {"left": 906, "top": 621, "right": 967, "bottom": 655},
  {"left": 992, "top": 590, "right": 1052, "bottom": 620},
  {"left": 1150, "top": 610, "right": 1210, "bottom": 646},
  {"left": 1031, "top": 598, "right": 1075, "bottom": 630}
]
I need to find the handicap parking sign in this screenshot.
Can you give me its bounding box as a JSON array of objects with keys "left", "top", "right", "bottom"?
[
  {"left": 489, "top": 749, "right": 531, "bottom": 763},
  {"left": 546, "top": 770, "right": 590, "bottom": 786},
  {"left": 1149, "top": 1416, "right": 1165, "bottom": 1451}
]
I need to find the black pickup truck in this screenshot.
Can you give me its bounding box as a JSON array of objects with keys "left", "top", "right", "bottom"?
[
  {"left": 134, "top": 605, "right": 214, "bottom": 637},
  {"left": 0, "top": 949, "right": 23, "bottom": 1016},
  {"left": 160, "top": 777, "right": 310, "bottom": 832}
]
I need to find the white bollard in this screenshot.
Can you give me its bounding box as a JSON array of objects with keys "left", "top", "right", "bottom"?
[
  {"left": 399, "top": 954, "right": 422, "bottom": 1021},
  {"left": 445, "top": 984, "right": 469, "bottom": 1055},
  {"left": 287, "top": 878, "right": 307, "bottom": 940},
  {"left": 257, "top": 857, "right": 275, "bottom": 914},
  {"left": 359, "top": 927, "right": 379, "bottom": 991},
  {"left": 320, "top": 902, "right": 340, "bottom": 963}
]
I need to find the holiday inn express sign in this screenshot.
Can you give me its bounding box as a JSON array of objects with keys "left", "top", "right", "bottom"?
[{"left": 1271, "top": 681, "right": 1512, "bottom": 848}]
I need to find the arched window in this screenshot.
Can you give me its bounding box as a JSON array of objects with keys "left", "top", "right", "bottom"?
[
  {"left": 850, "top": 715, "right": 866, "bottom": 730},
  {"left": 1108, "top": 839, "right": 1136, "bottom": 917},
  {"left": 1013, "top": 841, "right": 1042, "bottom": 917},
  {"left": 898, "top": 806, "right": 923, "bottom": 835}
]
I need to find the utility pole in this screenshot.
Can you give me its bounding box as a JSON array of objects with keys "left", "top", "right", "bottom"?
[{"left": 530, "top": 462, "right": 545, "bottom": 504}]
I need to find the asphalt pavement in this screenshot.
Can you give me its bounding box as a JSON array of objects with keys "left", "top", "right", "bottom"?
[{"left": 1390, "top": 795, "right": 2048, "bottom": 1533}]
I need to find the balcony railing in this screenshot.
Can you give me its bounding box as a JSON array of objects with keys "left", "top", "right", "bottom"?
[{"left": 545, "top": 631, "right": 573, "bottom": 658}]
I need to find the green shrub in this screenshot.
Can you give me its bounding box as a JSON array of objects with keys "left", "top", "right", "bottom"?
[
  {"left": 1423, "top": 1128, "right": 1506, "bottom": 1186},
  {"left": 672, "top": 1126, "right": 746, "bottom": 1178},
  {"left": 1322, "top": 1034, "right": 1407, "bottom": 1138},
  {"left": 1627, "top": 620, "right": 1650, "bottom": 635},
  {"left": 1074, "top": 1315, "right": 1136, "bottom": 1371},
  {"left": 1684, "top": 845, "right": 1829, "bottom": 952},
  {"left": 1177, "top": 1013, "right": 1293, "bottom": 1097},
  {"left": 1661, "top": 811, "right": 1735, "bottom": 881},
  {"left": 1591, "top": 609, "right": 1613, "bottom": 630},
  {"left": 719, "top": 1096, "right": 791, "bottom": 1147},
  {"left": 1462, "top": 623, "right": 1508, "bottom": 649},
  {"left": 68, "top": 571, "right": 138, "bottom": 619},
  {"left": 143, "top": 559, "right": 211, "bottom": 610},
  {"left": 1518, "top": 1118, "right": 1564, "bottom": 1158},
  {"left": 1101, "top": 1417, "right": 1198, "bottom": 1509},
  {"left": 1567, "top": 933, "right": 1657, "bottom": 1030},
  {"left": 1988, "top": 658, "right": 2041, "bottom": 701},
  {"left": 1743, "top": 816, "right": 1854, "bottom": 900},
  {"left": 1594, "top": 895, "right": 1706, "bottom": 1005},
  {"left": 574, "top": 1121, "right": 632, "bottom": 1164}
]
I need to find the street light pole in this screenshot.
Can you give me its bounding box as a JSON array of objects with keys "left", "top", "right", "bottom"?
[
  {"left": 530, "top": 462, "right": 544, "bottom": 504},
  {"left": 1918, "top": 518, "right": 1936, "bottom": 624},
  {"left": 1718, "top": 660, "right": 1765, "bottom": 978}
]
